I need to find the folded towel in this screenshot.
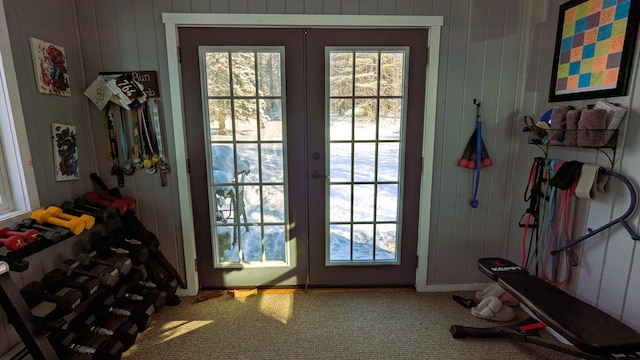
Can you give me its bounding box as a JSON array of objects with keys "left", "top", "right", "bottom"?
[
  {"left": 578, "top": 108, "right": 607, "bottom": 147},
  {"left": 549, "top": 106, "right": 570, "bottom": 141},
  {"left": 564, "top": 108, "right": 582, "bottom": 146},
  {"left": 594, "top": 100, "right": 626, "bottom": 129}
]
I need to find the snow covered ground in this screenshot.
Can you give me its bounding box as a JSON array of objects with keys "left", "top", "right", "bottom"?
[{"left": 212, "top": 115, "right": 401, "bottom": 264}]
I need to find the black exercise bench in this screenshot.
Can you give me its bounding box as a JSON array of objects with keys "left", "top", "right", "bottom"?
[{"left": 450, "top": 257, "right": 640, "bottom": 359}]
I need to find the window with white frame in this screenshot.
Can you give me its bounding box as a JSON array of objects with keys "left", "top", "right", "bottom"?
[{"left": 0, "top": 0, "right": 40, "bottom": 222}]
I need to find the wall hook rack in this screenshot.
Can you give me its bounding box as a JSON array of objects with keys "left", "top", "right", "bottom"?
[{"left": 551, "top": 170, "right": 640, "bottom": 257}]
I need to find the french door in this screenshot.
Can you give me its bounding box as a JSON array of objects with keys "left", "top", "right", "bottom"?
[{"left": 179, "top": 27, "right": 427, "bottom": 289}]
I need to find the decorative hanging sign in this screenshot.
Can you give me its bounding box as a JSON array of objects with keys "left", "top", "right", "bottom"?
[{"left": 101, "top": 71, "right": 159, "bottom": 98}]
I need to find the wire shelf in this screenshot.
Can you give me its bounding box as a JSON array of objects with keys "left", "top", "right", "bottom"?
[{"left": 528, "top": 128, "right": 618, "bottom": 149}]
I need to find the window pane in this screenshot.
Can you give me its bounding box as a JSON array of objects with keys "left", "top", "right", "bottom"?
[
  {"left": 231, "top": 52, "right": 256, "bottom": 96},
  {"left": 330, "top": 224, "right": 351, "bottom": 261},
  {"left": 259, "top": 99, "right": 283, "bottom": 141},
  {"left": 329, "top": 184, "right": 351, "bottom": 222},
  {"left": 205, "top": 52, "right": 230, "bottom": 96},
  {"left": 380, "top": 52, "right": 404, "bottom": 97},
  {"left": 329, "top": 52, "right": 353, "bottom": 96},
  {"left": 329, "top": 143, "right": 352, "bottom": 182},
  {"left": 354, "top": 52, "right": 378, "bottom": 97},
  {"left": 353, "top": 184, "right": 374, "bottom": 222},
  {"left": 354, "top": 98, "right": 377, "bottom": 141},
  {"left": 257, "top": 52, "right": 281, "bottom": 96},
  {"left": 352, "top": 224, "right": 374, "bottom": 260}
]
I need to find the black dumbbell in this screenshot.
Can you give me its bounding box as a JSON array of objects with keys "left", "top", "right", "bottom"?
[
  {"left": 62, "top": 201, "right": 112, "bottom": 223},
  {"left": 15, "top": 218, "right": 70, "bottom": 242},
  {"left": 113, "top": 283, "right": 166, "bottom": 313},
  {"left": 9, "top": 221, "right": 62, "bottom": 243},
  {"left": 73, "top": 197, "right": 119, "bottom": 218},
  {"left": 60, "top": 259, "right": 120, "bottom": 288},
  {"left": 109, "top": 228, "right": 160, "bottom": 254},
  {"left": 41, "top": 268, "right": 100, "bottom": 299},
  {"left": 90, "top": 234, "right": 149, "bottom": 265},
  {"left": 88, "top": 290, "right": 154, "bottom": 332},
  {"left": 20, "top": 281, "right": 83, "bottom": 316},
  {"left": 50, "top": 329, "right": 125, "bottom": 360},
  {"left": 68, "top": 311, "right": 139, "bottom": 350},
  {"left": 78, "top": 251, "right": 132, "bottom": 276},
  {"left": 123, "top": 265, "right": 157, "bottom": 289}
]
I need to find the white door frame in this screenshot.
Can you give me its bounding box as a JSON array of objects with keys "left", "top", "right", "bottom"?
[{"left": 163, "top": 14, "right": 442, "bottom": 295}]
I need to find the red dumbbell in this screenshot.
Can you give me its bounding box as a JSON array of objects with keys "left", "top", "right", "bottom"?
[
  {"left": 0, "top": 235, "right": 23, "bottom": 250},
  {"left": 0, "top": 227, "right": 38, "bottom": 243},
  {"left": 83, "top": 192, "right": 128, "bottom": 215},
  {"left": 94, "top": 190, "right": 136, "bottom": 211}
]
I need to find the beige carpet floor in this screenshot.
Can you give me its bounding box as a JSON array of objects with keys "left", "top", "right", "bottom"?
[{"left": 120, "top": 289, "right": 577, "bottom": 360}]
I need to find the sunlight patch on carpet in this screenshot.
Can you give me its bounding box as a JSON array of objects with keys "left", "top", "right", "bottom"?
[
  {"left": 258, "top": 293, "right": 294, "bottom": 324},
  {"left": 155, "top": 320, "right": 213, "bottom": 342}
]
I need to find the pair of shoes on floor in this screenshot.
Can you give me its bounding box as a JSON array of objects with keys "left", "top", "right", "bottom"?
[
  {"left": 470, "top": 295, "right": 516, "bottom": 321},
  {"left": 475, "top": 283, "right": 518, "bottom": 306}
]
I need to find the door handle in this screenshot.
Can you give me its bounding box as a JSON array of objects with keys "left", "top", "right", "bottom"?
[{"left": 311, "top": 171, "right": 328, "bottom": 179}]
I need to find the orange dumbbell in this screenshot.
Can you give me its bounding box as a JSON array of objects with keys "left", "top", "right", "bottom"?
[
  {"left": 45, "top": 206, "right": 95, "bottom": 230},
  {"left": 31, "top": 209, "right": 85, "bottom": 235},
  {"left": 0, "top": 235, "right": 23, "bottom": 250}
]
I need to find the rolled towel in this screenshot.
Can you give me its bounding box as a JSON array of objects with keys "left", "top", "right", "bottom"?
[
  {"left": 578, "top": 108, "right": 607, "bottom": 147},
  {"left": 564, "top": 108, "right": 582, "bottom": 146},
  {"left": 549, "top": 106, "right": 570, "bottom": 142}
]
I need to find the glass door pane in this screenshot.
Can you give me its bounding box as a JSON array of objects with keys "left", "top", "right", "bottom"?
[
  {"left": 200, "top": 47, "right": 289, "bottom": 268},
  {"left": 326, "top": 48, "right": 408, "bottom": 265}
]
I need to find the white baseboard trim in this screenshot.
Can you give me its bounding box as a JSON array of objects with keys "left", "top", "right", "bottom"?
[{"left": 417, "top": 283, "right": 492, "bottom": 292}]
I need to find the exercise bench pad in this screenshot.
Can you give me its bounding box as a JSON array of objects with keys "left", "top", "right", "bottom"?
[{"left": 478, "top": 257, "right": 640, "bottom": 355}]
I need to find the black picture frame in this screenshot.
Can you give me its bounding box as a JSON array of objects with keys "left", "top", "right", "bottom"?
[{"left": 548, "top": 0, "right": 640, "bottom": 102}]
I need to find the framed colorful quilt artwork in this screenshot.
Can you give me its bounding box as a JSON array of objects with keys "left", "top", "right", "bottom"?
[{"left": 549, "top": 0, "right": 640, "bottom": 102}]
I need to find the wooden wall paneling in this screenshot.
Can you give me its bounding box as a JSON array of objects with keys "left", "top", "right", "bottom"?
[
  {"left": 266, "top": 0, "right": 286, "bottom": 13},
  {"left": 426, "top": 0, "right": 451, "bottom": 285},
  {"left": 395, "top": 0, "right": 414, "bottom": 15},
  {"left": 229, "top": 0, "right": 249, "bottom": 13},
  {"left": 191, "top": 0, "right": 210, "bottom": 13},
  {"left": 171, "top": 0, "right": 191, "bottom": 13},
  {"left": 211, "top": 0, "right": 230, "bottom": 13},
  {"left": 152, "top": 0, "right": 186, "bottom": 281},
  {"left": 464, "top": 0, "right": 493, "bottom": 283},
  {"left": 485, "top": 0, "right": 524, "bottom": 261},
  {"left": 358, "top": 0, "right": 377, "bottom": 15},
  {"left": 285, "top": 0, "right": 303, "bottom": 14},
  {"left": 465, "top": 0, "right": 509, "bottom": 282},
  {"left": 413, "top": 0, "right": 432, "bottom": 15},
  {"left": 304, "top": 0, "right": 322, "bottom": 14},
  {"left": 449, "top": 0, "right": 486, "bottom": 284},
  {"left": 323, "top": 0, "right": 340, "bottom": 14},
  {"left": 133, "top": 0, "right": 182, "bottom": 276},
  {"left": 624, "top": 243, "right": 640, "bottom": 329},
  {"left": 341, "top": 0, "right": 359, "bottom": 14},
  {"left": 377, "top": 0, "right": 396, "bottom": 15},
  {"left": 248, "top": 0, "right": 268, "bottom": 13},
  {"left": 593, "top": 43, "right": 640, "bottom": 318},
  {"left": 433, "top": 0, "right": 469, "bottom": 284}
]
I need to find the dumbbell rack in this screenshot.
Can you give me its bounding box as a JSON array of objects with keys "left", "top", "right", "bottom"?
[{"left": 0, "top": 261, "right": 59, "bottom": 359}]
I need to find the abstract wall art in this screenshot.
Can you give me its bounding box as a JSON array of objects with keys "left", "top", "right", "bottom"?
[
  {"left": 30, "top": 37, "right": 70, "bottom": 96},
  {"left": 52, "top": 123, "right": 79, "bottom": 181}
]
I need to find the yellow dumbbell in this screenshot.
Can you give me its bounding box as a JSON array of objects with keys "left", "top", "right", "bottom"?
[
  {"left": 45, "top": 206, "right": 95, "bottom": 230},
  {"left": 31, "top": 209, "right": 85, "bottom": 235}
]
